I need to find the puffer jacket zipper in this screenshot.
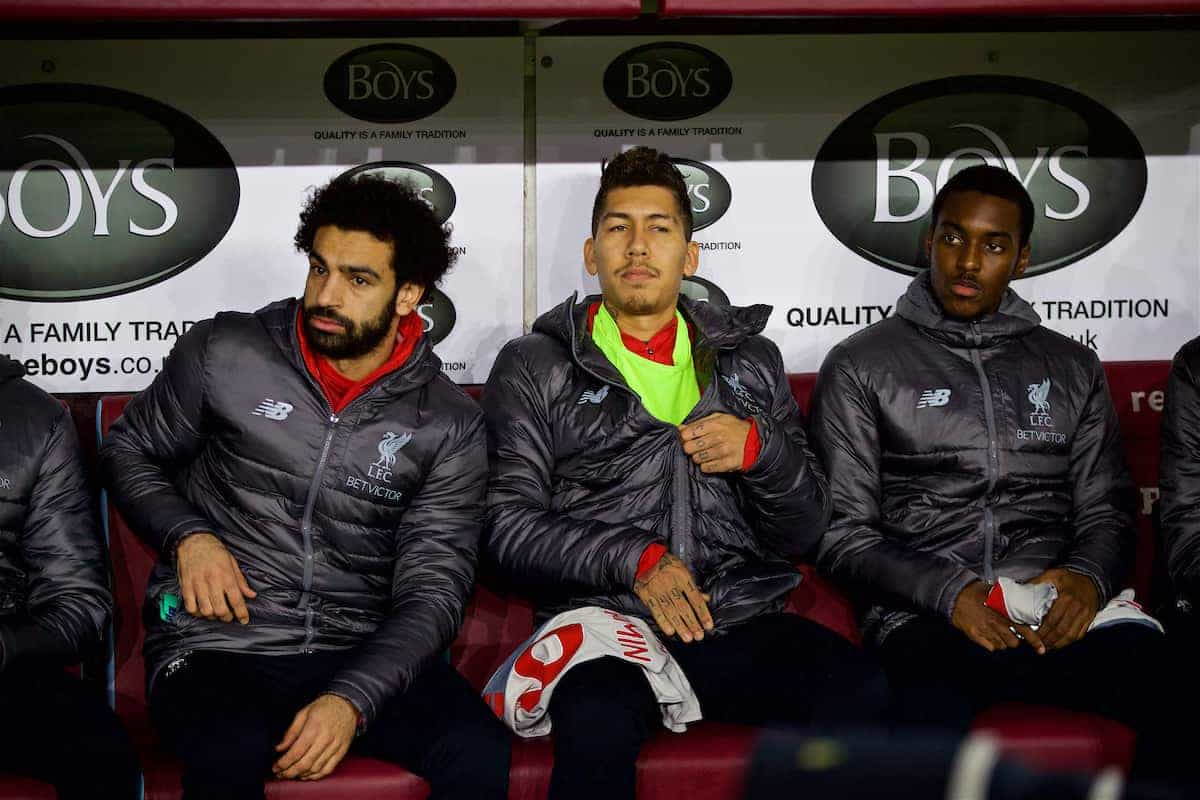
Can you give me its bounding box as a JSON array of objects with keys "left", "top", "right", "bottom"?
[
  {"left": 567, "top": 308, "right": 717, "bottom": 570},
  {"left": 968, "top": 323, "right": 999, "bottom": 584},
  {"left": 290, "top": 339, "right": 421, "bottom": 651},
  {"left": 297, "top": 412, "right": 338, "bottom": 651}
]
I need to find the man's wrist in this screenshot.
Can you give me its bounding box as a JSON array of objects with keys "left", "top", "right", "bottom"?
[
  {"left": 320, "top": 693, "right": 366, "bottom": 735},
  {"left": 635, "top": 544, "right": 668, "bottom": 583},
  {"left": 170, "top": 529, "right": 213, "bottom": 566},
  {"left": 1060, "top": 566, "right": 1105, "bottom": 603}
]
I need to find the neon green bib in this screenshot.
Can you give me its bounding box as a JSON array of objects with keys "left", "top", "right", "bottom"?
[{"left": 591, "top": 304, "right": 700, "bottom": 425}]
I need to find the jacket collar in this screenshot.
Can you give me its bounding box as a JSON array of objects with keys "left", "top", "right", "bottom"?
[
  {"left": 895, "top": 270, "right": 1041, "bottom": 349},
  {"left": 0, "top": 354, "right": 24, "bottom": 385},
  {"left": 257, "top": 298, "right": 443, "bottom": 405},
  {"left": 533, "top": 292, "right": 771, "bottom": 382}
]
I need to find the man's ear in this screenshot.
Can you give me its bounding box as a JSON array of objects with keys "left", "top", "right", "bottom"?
[
  {"left": 1012, "top": 241, "right": 1031, "bottom": 280},
  {"left": 395, "top": 282, "right": 424, "bottom": 317},
  {"left": 925, "top": 230, "right": 934, "bottom": 265},
  {"left": 683, "top": 240, "right": 700, "bottom": 278},
  {"left": 583, "top": 237, "right": 598, "bottom": 277}
]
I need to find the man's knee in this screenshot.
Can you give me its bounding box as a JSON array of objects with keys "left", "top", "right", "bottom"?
[
  {"left": 70, "top": 721, "right": 140, "bottom": 777},
  {"left": 551, "top": 659, "right": 654, "bottom": 724},
  {"left": 828, "top": 662, "right": 891, "bottom": 725},
  {"left": 427, "top": 713, "right": 512, "bottom": 783},
  {"left": 549, "top": 658, "right": 656, "bottom": 755},
  {"left": 162, "top": 716, "right": 271, "bottom": 784}
]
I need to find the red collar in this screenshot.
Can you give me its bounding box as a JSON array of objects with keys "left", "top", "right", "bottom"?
[{"left": 296, "top": 307, "right": 424, "bottom": 413}]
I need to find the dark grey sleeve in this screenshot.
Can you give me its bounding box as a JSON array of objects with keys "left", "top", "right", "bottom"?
[
  {"left": 325, "top": 412, "right": 487, "bottom": 728},
  {"left": 99, "top": 320, "right": 217, "bottom": 558},
  {"left": 1161, "top": 345, "right": 1200, "bottom": 599},
  {"left": 1061, "top": 358, "right": 1136, "bottom": 605},
  {"left": 738, "top": 340, "right": 831, "bottom": 559},
  {"left": 1, "top": 407, "right": 111, "bottom": 668}
]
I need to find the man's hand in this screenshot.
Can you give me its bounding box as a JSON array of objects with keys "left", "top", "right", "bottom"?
[
  {"left": 951, "top": 581, "right": 1045, "bottom": 653},
  {"left": 1027, "top": 568, "right": 1100, "bottom": 650},
  {"left": 633, "top": 553, "right": 713, "bottom": 643},
  {"left": 273, "top": 694, "right": 358, "bottom": 781},
  {"left": 678, "top": 413, "right": 752, "bottom": 474},
  {"left": 175, "top": 532, "right": 257, "bottom": 624}
]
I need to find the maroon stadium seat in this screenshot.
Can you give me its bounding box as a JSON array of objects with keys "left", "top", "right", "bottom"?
[
  {"left": 1102, "top": 362, "right": 1172, "bottom": 600},
  {"left": 0, "top": 777, "right": 57, "bottom": 799}
]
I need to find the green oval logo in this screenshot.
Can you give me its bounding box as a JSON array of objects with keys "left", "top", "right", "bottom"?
[
  {"left": 812, "top": 75, "right": 1147, "bottom": 278},
  {"left": 673, "top": 158, "right": 732, "bottom": 232},
  {"left": 325, "top": 44, "right": 456, "bottom": 124},
  {"left": 603, "top": 42, "right": 732, "bottom": 122},
  {"left": 680, "top": 276, "right": 729, "bottom": 306},
  {"left": 338, "top": 161, "right": 456, "bottom": 224},
  {"left": 0, "top": 83, "right": 240, "bottom": 302},
  {"left": 417, "top": 287, "right": 456, "bottom": 345}
]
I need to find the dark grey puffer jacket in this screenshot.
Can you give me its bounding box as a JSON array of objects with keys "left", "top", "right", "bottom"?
[
  {"left": 483, "top": 294, "right": 830, "bottom": 631},
  {"left": 100, "top": 299, "right": 486, "bottom": 727},
  {"left": 0, "top": 356, "right": 111, "bottom": 668},
  {"left": 811, "top": 272, "right": 1135, "bottom": 646},
  {"left": 1160, "top": 335, "right": 1200, "bottom": 601}
]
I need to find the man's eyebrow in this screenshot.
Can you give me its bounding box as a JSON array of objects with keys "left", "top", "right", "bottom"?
[
  {"left": 938, "top": 221, "right": 1013, "bottom": 241},
  {"left": 308, "top": 251, "right": 327, "bottom": 266},
  {"left": 344, "top": 265, "right": 382, "bottom": 280},
  {"left": 601, "top": 211, "right": 677, "bottom": 222}
]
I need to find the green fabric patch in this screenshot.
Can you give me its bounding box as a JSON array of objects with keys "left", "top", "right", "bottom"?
[{"left": 591, "top": 304, "right": 700, "bottom": 425}]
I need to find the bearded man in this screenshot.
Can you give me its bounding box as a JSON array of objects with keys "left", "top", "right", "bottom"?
[{"left": 101, "top": 174, "right": 509, "bottom": 800}]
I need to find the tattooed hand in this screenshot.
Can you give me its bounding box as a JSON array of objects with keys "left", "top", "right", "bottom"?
[{"left": 633, "top": 553, "right": 713, "bottom": 643}]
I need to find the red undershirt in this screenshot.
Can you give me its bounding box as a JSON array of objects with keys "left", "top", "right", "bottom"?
[
  {"left": 297, "top": 308, "right": 425, "bottom": 413},
  {"left": 585, "top": 303, "right": 760, "bottom": 579}
]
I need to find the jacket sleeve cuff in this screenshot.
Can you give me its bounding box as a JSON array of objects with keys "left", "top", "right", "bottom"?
[
  {"left": 936, "top": 568, "right": 982, "bottom": 620},
  {"left": 741, "top": 420, "right": 761, "bottom": 472},
  {"left": 635, "top": 544, "right": 668, "bottom": 582},
  {"left": 1061, "top": 560, "right": 1113, "bottom": 606},
  {"left": 161, "top": 519, "right": 217, "bottom": 561},
  {"left": 323, "top": 680, "right": 376, "bottom": 730}
]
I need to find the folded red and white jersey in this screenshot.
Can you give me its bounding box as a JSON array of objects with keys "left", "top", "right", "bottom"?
[
  {"left": 986, "top": 579, "right": 1162, "bottom": 634},
  {"left": 985, "top": 577, "right": 1057, "bottom": 626},
  {"left": 482, "top": 606, "right": 702, "bottom": 738}
]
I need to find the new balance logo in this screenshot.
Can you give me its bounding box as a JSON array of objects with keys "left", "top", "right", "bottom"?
[
  {"left": 251, "top": 399, "right": 294, "bottom": 421},
  {"left": 916, "top": 389, "right": 951, "bottom": 408},
  {"left": 577, "top": 386, "right": 610, "bottom": 405}
]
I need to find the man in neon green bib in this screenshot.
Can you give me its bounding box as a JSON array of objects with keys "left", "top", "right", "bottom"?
[{"left": 484, "top": 147, "right": 888, "bottom": 800}]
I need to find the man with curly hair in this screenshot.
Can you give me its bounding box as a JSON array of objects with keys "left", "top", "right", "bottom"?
[
  {"left": 101, "top": 174, "right": 509, "bottom": 800},
  {"left": 483, "top": 147, "right": 887, "bottom": 800}
]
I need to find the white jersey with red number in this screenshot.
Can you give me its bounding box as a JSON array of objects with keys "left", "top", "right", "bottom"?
[{"left": 482, "top": 606, "right": 702, "bottom": 738}]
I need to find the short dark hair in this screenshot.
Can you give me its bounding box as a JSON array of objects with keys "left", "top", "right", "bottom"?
[
  {"left": 931, "top": 164, "right": 1035, "bottom": 248},
  {"left": 294, "top": 173, "right": 456, "bottom": 293},
  {"left": 591, "top": 147, "right": 693, "bottom": 240}
]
